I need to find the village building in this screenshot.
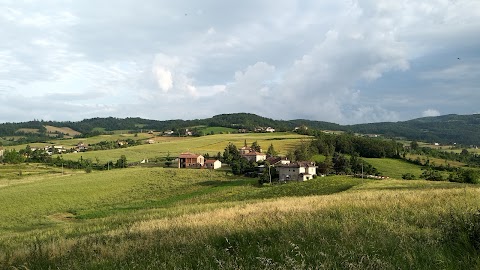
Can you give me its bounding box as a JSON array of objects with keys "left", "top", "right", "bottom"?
[
  {"left": 266, "top": 156, "right": 290, "bottom": 166},
  {"left": 0, "top": 147, "right": 4, "bottom": 158},
  {"left": 239, "top": 145, "right": 266, "bottom": 162},
  {"left": 178, "top": 153, "right": 205, "bottom": 168},
  {"left": 275, "top": 161, "right": 318, "bottom": 182},
  {"left": 205, "top": 159, "right": 222, "bottom": 169},
  {"left": 117, "top": 140, "right": 128, "bottom": 147},
  {"left": 75, "top": 142, "right": 88, "bottom": 152},
  {"left": 242, "top": 151, "right": 267, "bottom": 162},
  {"left": 146, "top": 139, "right": 155, "bottom": 144}
]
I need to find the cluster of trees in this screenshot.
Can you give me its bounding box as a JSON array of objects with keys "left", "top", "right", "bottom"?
[
  {"left": 0, "top": 145, "right": 129, "bottom": 172},
  {"left": 308, "top": 132, "right": 403, "bottom": 159},
  {"left": 402, "top": 167, "right": 480, "bottom": 184},
  {"left": 87, "top": 139, "right": 141, "bottom": 151},
  {"left": 282, "top": 133, "right": 400, "bottom": 175},
  {"left": 220, "top": 141, "right": 277, "bottom": 175},
  {"left": 222, "top": 143, "right": 255, "bottom": 175},
  {"left": 408, "top": 142, "right": 480, "bottom": 167}
]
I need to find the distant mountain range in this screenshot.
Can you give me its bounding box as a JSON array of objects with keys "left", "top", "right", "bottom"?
[{"left": 1, "top": 113, "right": 479, "bottom": 146}]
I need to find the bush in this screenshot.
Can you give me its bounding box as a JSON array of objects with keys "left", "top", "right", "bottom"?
[
  {"left": 402, "top": 173, "right": 416, "bottom": 180},
  {"left": 421, "top": 168, "right": 444, "bottom": 181},
  {"left": 449, "top": 169, "right": 480, "bottom": 184}
]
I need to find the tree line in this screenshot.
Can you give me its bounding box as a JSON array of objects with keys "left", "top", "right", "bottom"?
[{"left": 0, "top": 146, "right": 129, "bottom": 172}]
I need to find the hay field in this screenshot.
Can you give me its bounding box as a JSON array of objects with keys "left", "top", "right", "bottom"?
[{"left": 57, "top": 132, "right": 311, "bottom": 162}]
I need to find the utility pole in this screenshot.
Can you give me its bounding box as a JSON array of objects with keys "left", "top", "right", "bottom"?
[
  {"left": 361, "top": 162, "right": 364, "bottom": 179},
  {"left": 269, "top": 165, "right": 272, "bottom": 184}
]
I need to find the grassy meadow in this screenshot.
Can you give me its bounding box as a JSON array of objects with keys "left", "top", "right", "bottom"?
[
  {"left": 364, "top": 158, "right": 425, "bottom": 179},
  {"left": 2, "top": 132, "right": 480, "bottom": 268},
  {"left": 0, "top": 164, "right": 480, "bottom": 269},
  {"left": 43, "top": 132, "right": 310, "bottom": 163}
]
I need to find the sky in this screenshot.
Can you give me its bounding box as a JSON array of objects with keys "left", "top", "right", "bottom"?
[{"left": 1, "top": 0, "right": 479, "bottom": 124}]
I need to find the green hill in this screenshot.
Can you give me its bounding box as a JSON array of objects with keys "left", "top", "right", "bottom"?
[
  {"left": 0, "top": 166, "right": 479, "bottom": 268},
  {"left": 1, "top": 113, "right": 480, "bottom": 146}
]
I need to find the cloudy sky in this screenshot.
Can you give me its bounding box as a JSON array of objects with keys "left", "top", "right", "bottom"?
[{"left": 1, "top": 0, "right": 479, "bottom": 124}]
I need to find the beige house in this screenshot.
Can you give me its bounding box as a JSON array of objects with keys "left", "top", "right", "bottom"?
[
  {"left": 242, "top": 151, "right": 267, "bottom": 162},
  {"left": 205, "top": 159, "right": 222, "bottom": 169},
  {"left": 239, "top": 146, "right": 266, "bottom": 162},
  {"left": 0, "top": 147, "right": 4, "bottom": 158},
  {"left": 178, "top": 153, "right": 205, "bottom": 168},
  {"left": 276, "top": 161, "right": 317, "bottom": 181}
]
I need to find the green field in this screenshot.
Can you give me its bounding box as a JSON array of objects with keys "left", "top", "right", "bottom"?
[
  {"left": 364, "top": 158, "right": 425, "bottom": 179},
  {"left": 1, "top": 165, "right": 479, "bottom": 269},
  {"left": 198, "top": 126, "right": 237, "bottom": 134},
  {"left": 44, "top": 132, "right": 310, "bottom": 163},
  {"left": 2, "top": 132, "right": 480, "bottom": 268},
  {"left": 5, "top": 132, "right": 310, "bottom": 163}
]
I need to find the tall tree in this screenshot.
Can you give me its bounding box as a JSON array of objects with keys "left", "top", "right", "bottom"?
[
  {"left": 251, "top": 141, "right": 261, "bottom": 152},
  {"left": 266, "top": 143, "right": 277, "bottom": 157}
]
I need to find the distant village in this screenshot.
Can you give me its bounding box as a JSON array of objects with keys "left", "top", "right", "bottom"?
[{"left": 177, "top": 143, "right": 319, "bottom": 183}]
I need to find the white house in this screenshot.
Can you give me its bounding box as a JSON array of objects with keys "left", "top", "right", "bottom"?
[
  {"left": 242, "top": 151, "right": 267, "bottom": 162},
  {"left": 205, "top": 159, "right": 222, "bottom": 169},
  {"left": 0, "top": 147, "right": 4, "bottom": 158},
  {"left": 265, "top": 127, "right": 275, "bottom": 132},
  {"left": 275, "top": 161, "right": 317, "bottom": 181},
  {"left": 239, "top": 146, "right": 266, "bottom": 162}
]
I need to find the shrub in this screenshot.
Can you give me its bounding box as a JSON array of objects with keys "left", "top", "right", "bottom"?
[
  {"left": 402, "top": 173, "right": 416, "bottom": 180},
  {"left": 421, "top": 168, "right": 444, "bottom": 181}
]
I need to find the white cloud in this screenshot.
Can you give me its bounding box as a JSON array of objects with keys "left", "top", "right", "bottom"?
[
  {"left": 1, "top": 0, "right": 479, "bottom": 123},
  {"left": 422, "top": 109, "right": 441, "bottom": 117},
  {"left": 153, "top": 67, "right": 173, "bottom": 92}
]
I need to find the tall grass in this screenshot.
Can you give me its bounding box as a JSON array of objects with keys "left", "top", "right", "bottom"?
[{"left": 1, "top": 166, "right": 479, "bottom": 269}]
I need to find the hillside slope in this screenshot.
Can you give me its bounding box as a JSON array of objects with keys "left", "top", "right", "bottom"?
[{"left": 1, "top": 113, "right": 479, "bottom": 146}]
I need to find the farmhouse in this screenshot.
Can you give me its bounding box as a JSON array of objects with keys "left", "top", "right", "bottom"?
[
  {"left": 75, "top": 142, "right": 88, "bottom": 152},
  {"left": 178, "top": 153, "right": 205, "bottom": 168},
  {"left": 242, "top": 151, "right": 267, "bottom": 162},
  {"left": 205, "top": 159, "right": 222, "bottom": 169},
  {"left": 239, "top": 145, "right": 267, "bottom": 162},
  {"left": 266, "top": 156, "right": 290, "bottom": 166},
  {"left": 0, "top": 147, "right": 4, "bottom": 158},
  {"left": 275, "top": 161, "right": 318, "bottom": 182}
]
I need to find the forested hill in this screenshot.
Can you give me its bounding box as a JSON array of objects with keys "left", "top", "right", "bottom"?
[
  {"left": 348, "top": 114, "right": 480, "bottom": 146},
  {"left": 1, "top": 113, "right": 479, "bottom": 146}
]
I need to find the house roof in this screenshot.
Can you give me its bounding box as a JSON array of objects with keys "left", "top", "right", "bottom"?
[
  {"left": 205, "top": 159, "right": 220, "bottom": 164},
  {"left": 276, "top": 161, "right": 317, "bottom": 168},
  {"left": 242, "top": 151, "right": 266, "bottom": 156},
  {"left": 178, "top": 153, "right": 202, "bottom": 158},
  {"left": 266, "top": 156, "right": 282, "bottom": 164}
]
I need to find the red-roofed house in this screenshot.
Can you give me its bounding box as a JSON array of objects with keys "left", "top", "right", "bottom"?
[
  {"left": 205, "top": 159, "right": 222, "bottom": 169},
  {"left": 178, "top": 153, "right": 204, "bottom": 168}
]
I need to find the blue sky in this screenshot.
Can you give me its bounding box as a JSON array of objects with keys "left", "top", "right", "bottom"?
[{"left": 1, "top": 0, "right": 479, "bottom": 124}]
